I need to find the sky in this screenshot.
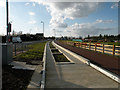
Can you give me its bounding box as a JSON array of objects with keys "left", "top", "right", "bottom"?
[{"left": 0, "top": 0, "right": 119, "bottom": 38}]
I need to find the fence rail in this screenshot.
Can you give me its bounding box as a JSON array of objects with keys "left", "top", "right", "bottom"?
[
  {"left": 12, "top": 43, "right": 28, "bottom": 56},
  {"left": 66, "top": 42, "right": 120, "bottom": 56}
]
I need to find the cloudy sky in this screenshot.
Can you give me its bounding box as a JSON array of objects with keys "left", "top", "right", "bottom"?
[{"left": 0, "top": 0, "right": 119, "bottom": 37}]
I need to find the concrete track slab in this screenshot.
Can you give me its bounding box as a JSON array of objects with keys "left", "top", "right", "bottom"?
[{"left": 45, "top": 42, "right": 119, "bottom": 88}]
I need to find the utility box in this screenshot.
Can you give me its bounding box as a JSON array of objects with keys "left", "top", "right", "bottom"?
[{"left": 2, "top": 43, "right": 13, "bottom": 65}]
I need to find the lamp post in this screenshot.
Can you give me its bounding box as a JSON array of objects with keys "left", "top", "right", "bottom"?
[
  {"left": 41, "top": 21, "right": 44, "bottom": 39},
  {"left": 53, "top": 29, "right": 56, "bottom": 40}
]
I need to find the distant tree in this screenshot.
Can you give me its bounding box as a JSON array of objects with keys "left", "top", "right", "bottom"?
[
  {"left": 99, "top": 34, "right": 102, "bottom": 39},
  {"left": 88, "top": 35, "right": 90, "bottom": 39},
  {"left": 79, "top": 36, "right": 82, "bottom": 39},
  {"left": 17, "top": 31, "right": 22, "bottom": 35},
  {"left": 118, "top": 34, "right": 120, "bottom": 40}
]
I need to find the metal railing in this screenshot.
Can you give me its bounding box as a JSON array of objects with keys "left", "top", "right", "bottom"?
[{"left": 13, "top": 43, "right": 29, "bottom": 56}]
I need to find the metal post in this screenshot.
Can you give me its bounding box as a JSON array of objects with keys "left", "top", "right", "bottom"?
[
  {"left": 41, "top": 21, "right": 44, "bottom": 39},
  {"left": 6, "top": 0, "right": 9, "bottom": 43},
  {"left": 43, "top": 22, "right": 44, "bottom": 39},
  {"left": 53, "top": 29, "right": 56, "bottom": 40}
]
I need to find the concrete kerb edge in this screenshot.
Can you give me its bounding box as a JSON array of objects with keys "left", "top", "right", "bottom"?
[
  {"left": 53, "top": 41, "right": 90, "bottom": 65},
  {"left": 53, "top": 41, "right": 120, "bottom": 84},
  {"left": 40, "top": 43, "right": 47, "bottom": 90},
  {"left": 52, "top": 41, "right": 75, "bottom": 64},
  {"left": 90, "top": 63, "right": 120, "bottom": 83}
]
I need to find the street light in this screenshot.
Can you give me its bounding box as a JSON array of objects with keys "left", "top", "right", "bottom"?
[
  {"left": 41, "top": 21, "right": 44, "bottom": 39},
  {"left": 53, "top": 29, "right": 56, "bottom": 40}
]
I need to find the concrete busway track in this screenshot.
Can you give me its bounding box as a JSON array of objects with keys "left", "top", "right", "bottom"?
[
  {"left": 45, "top": 41, "right": 118, "bottom": 88},
  {"left": 53, "top": 41, "right": 120, "bottom": 84},
  {"left": 55, "top": 41, "right": 120, "bottom": 77}
]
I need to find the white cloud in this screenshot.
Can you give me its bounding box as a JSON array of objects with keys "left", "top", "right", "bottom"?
[
  {"left": 28, "top": 11, "right": 36, "bottom": 25},
  {"left": 111, "top": 3, "right": 118, "bottom": 9},
  {"left": 31, "top": 1, "right": 100, "bottom": 29},
  {"left": 95, "top": 19, "right": 114, "bottom": 23},
  {"left": 25, "top": 2, "right": 30, "bottom": 6},
  {"left": 25, "top": 2, "right": 36, "bottom": 7},
  {"left": 29, "top": 12, "right": 35, "bottom": 16},
  {"left": 50, "top": 21, "right": 67, "bottom": 29},
  {"left": 28, "top": 20, "right": 36, "bottom": 24},
  {"left": 48, "top": 2, "right": 100, "bottom": 29},
  {"left": 65, "top": 19, "right": 116, "bottom": 37},
  {"left": 0, "top": 26, "right": 6, "bottom": 35},
  {"left": 0, "top": 0, "right": 5, "bottom": 7},
  {"left": 32, "top": 2, "right": 36, "bottom": 6}
]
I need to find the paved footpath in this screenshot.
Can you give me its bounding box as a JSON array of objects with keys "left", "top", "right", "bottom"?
[{"left": 45, "top": 43, "right": 119, "bottom": 88}]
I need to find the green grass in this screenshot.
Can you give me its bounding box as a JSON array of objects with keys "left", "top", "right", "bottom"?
[
  {"left": 14, "top": 42, "right": 46, "bottom": 61},
  {"left": 53, "top": 54, "right": 70, "bottom": 62},
  {"left": 51, "top": 49, "right": 59, "bottom": 53},
  {"left": 50, "top": 41, "right": 70, "bottom": 62}
]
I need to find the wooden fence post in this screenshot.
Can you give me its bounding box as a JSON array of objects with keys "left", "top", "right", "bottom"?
[
  {"left": 81, "top": 43, "right": 82, "bottom": 48},
  {"left": 95, "top": 43, "right": 97, "bottom": 52},
  {"left": 113, "top": 45, "right": 115, "bottom": 56},
  {"left": 85, "top": 44, "right": 86, "bottom": 49},
  {"left": 73, "top": 42, "right": 74, "bottom": 46},
  {"left": 102, "top": 44, "right": 104, "bottom": 53},
  {"left": 89, "top": 42, "right": 91, "bottom": 50}
]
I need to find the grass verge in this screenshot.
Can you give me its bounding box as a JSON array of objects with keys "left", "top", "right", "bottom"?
[
  {"left": 50, "top": 41, "right": 70, "bottom": 62},
  {"left": 13, "top": 42, "right": 46, "bottom": 65},
  {"left": 53, "top": 54, "right": 70, "bottom": 62},
  {"left": 51, "top": 49, "right": 59, "bottom": 53}
]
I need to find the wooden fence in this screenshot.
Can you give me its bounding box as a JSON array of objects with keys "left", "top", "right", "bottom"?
[{"left": 66, "top": 42, "right": 120, "bottom": 56}]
